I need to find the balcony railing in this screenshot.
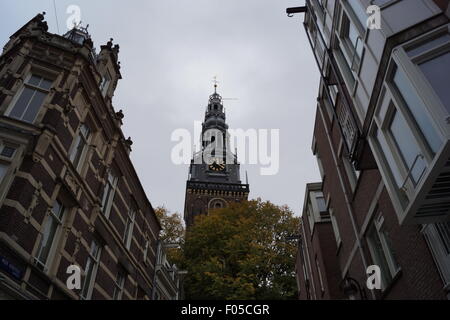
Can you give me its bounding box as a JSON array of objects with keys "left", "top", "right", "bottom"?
[{"left": 303, "top": 0, "right": 361, "bottom": 159}]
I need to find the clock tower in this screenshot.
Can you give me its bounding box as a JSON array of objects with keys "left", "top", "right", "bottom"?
[{"left": 184, "top": 84, "right": 250, "bottom": 227}]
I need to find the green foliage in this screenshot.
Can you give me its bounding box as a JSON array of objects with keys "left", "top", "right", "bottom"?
[
  {"left": 155, "top": 206, "right": 185, "bottom": 244},
  {"left": 155, "top": 206, "right": 185, "bottom": 265},
  {"left": 181, "top": 199, "right": 300, "bottom": 300}
]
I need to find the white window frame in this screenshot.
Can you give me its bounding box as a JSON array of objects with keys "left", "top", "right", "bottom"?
[
  {"left": 370, "top": 46, "right": 447, "bottom": 206},
  {"left": 312, "top": 137, "right": 326, "bottom": 180},
  {"left": 34, "top": 200, "right": 66, "bottom": 271},
  {"left": 99, "top": 70, "right": 112, "bottom": 97},
  {"left": 5, "top": 74, "right": 52, "bottom": 123},
  {"left": 0, "top": 142, "right": 20, "bottom": 203},
  {"left": 329, "top": 208, "right": 342, "bottom": 248},
  {"left": 101, "top": 170, "right": 119, "bottom": 219},
  {"left": 422, "top": 223, "right": 450, "bottom": 290},
  {"left": 81, "top": 240, "right": 101, "bottom": 300},
  {"left": 123, "top": 209, "right": 136, "bottom": 250},
  {"left": 69, "top": 124, "right": 91, "bottom": 172},
  {"left": 338, "top": 4, "right": 364, "bottom": 74},
  {"left": 338, "top": 140, "right": 360, "bottom": 191},
  {"left": 306, "top": 201, "right": 315, "bottom": 233},
  {"left": 402, "top": 24, "right": 450, "bottom": 124},
  {"left": 113, "top": 271, "right": 126, "bottom": 300},
  {"left": 366, "top": 214, "right": 401, "bottom": 291}
]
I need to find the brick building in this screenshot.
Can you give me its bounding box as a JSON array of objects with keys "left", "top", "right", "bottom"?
[
  {"left": 153, "top": 242, "right": 183, "bottom": 300},
  {"left": 0, "top": 13, "right": 162, "bottom": 300},
  {"left": 295, "top": 183, "right": 343, "bottom": 300},
  {"left": 291, "top": 0, "right": 450, "bottom": 299}
]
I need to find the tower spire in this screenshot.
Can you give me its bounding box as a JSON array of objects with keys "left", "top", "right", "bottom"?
[{"left": 213, "top": 76, "right": 219, "bottom": 94}]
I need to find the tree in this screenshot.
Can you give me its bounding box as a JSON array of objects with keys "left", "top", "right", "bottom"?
[
  {"left": 181, "top": 199, "right": 300, "bottom": 300},
  {"left": 154, "top": 206, "right": 185, "bottom": 244},
  {"left": 154, "top": 206, "right": 185, "bottom": 265}
]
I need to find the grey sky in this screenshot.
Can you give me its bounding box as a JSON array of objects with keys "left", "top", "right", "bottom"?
[{"left": 2, "top": 0, "right": 321, "bottom": 217}]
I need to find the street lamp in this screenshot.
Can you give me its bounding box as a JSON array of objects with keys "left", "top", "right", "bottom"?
[
  {"left": 286, "top": 6, "right": 307, "bottom": 17},
  {"left": 341, "top": 277, "right": 367, "bottom": 300}
]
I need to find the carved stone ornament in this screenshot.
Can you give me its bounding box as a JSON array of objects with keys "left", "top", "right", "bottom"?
[{"left": 64, "top": 171, "right": 80, "bottom": 197}]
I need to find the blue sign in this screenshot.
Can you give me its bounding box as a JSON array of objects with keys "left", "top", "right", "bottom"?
[{"left": 0, "top": 255, "right": 23, "bottom": 280}]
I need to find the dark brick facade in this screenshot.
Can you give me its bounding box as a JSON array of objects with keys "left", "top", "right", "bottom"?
[{"left": 0, "top": 14, "right": 161, "bottom": 300}]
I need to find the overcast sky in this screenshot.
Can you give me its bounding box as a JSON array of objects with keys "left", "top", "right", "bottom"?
[{"left": 2, "top": 0, "right": 321, "bottom": 217}]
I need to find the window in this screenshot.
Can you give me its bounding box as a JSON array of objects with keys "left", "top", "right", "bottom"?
[
  {"left": 388, "top": 110, "right": 427, "bottom": 186},
  {"left": 374, "top": 127, "right": 404, "bottom": 188},
  {"left": 316, "top": 258, "right": 325, "bottom": 293},
  {"left": 372, "top": 59, "right": 444, "bottom": 199},
  {"left": 316, "top": 153, "right": 325, "bottom": 180},
  {"left": 423, "top": 222, "right": 450, "bottom": 287},
  {"left": 0, "top": 144, "right": 16, "bottom": 185},
  {"left": 371, "top": 0, "right": 392, "bottom": 6},
  {"left": 340, "top": 12, "right": 363, "bottom": 71},
  {"left": 99, "top": 71, "right": 111, "bottom": 97},
  {"left": 313, "top": 139, "right": 325, "bottom": 180},
  {"left": 316, "top": 194, "right": 329, "bottom": 219},
  {"left": 330, "top": 208, "right": 342, "bottom": 247},
  {"left": 69, "top": 124, "right": 91, "bottom": 171},
  {"left": 301, "top": 243, "right": 312, "bottom": 300},
  {"left": 391, "top": 65, "right": 441, "bottom": 153},
  {"left": 113, "top": 271, "right": 126, "bottom": 300},
  {"left": 407, "top": 33, "right": 450, "bottom": 58},
  {"left": 209, "top": 199, "right": 227, "bottom": 210},
  {"left": 7, "top": 75, "right": 52, "bottom": 123},
  {"left": 347, "top": 0, "right": 368, "bottom": 29},
  {"left": 123, "top": 209, "right": 136, "bottom": 250},
  {"left": 0, "top": 144, "right": 18, "bottom": 203},
  {"left": 418, "top": 52, "right": 450, "bottom": 114},
  {"left": 81, "top": 240, "right": 101, "bottom": 299},
  {"left": 1, "top": 146, "right": 16, "bottom": 158},
  {"left": 35, "top": 201, "right": 65, "bottom": 270},
  {"left": 0, "top": 163, "right": 8, "bottom": 185},
  {"left": 366, "top": 215, "right": 400, "bottom": 290},
  {"left": 339, "top": 141, "right": 360, "bottom": 191},
  {"left": 306, "top": 10, "right": 326, "bottom": 68},
  {"left": 101, "top": 170, "right": 118, "bottom": 218},
  {"left": 306, "top": 202, "right": 315, "bottom": 232}
]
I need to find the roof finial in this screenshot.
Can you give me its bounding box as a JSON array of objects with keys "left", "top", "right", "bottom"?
[{"left": 213, "top": 75, "right": 219, "bottom": 94}]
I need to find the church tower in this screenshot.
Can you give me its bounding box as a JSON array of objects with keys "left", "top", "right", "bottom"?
[{"left": 184, "top": 83, "right": 250, "bottom": 227}]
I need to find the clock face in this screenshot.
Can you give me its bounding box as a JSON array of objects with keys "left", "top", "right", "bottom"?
[{"left": 209, "top": 158, "right": 226, "bottom": 172}]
